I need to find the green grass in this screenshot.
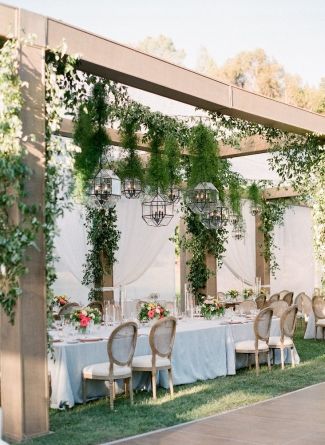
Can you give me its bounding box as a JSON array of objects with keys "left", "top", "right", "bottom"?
[{"left": 25, "top": 325, "right": 325, "bottom": 445}]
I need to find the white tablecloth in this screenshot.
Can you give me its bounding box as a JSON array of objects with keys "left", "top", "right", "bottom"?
[{"left": 49, "top": 317, "right": 299, "bottom": 409}]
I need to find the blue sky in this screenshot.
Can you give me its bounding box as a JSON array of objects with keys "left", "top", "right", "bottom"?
[{"left": 5, "top": 0, "right": 325, "bottom": 86}]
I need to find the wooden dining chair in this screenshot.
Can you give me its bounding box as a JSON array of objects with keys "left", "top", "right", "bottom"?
[
  {"left": 235, "top": 307, "right": 273, "bottom": 376},
  {"left": 282, "top": 292, "right": 294, "bottom": 306},
  {"left": 312, "top": 296, "right": 325, "bottom": 339},
  {"left": 82, "top": 321, "right": 138, "bottom": 410},
  {"left": 132, "top": 316, "right": 177, "bottom": 399},
  {"left": 268, "top": 305, "right": 298, "bottom": 369},
  {"left": 279, "top": 290, "right": 291, "bottom": 299},
  {"left": 255, "top": 295, "right": 266, "bottom": 310},
  {"left": 268, "top": 293, "right": 280, "bottom": 303},
  {"left": 238, "top": 300, "right": 257, "bottom": 314},
  {"left": 57, "top": 302, "right": 80, "bottom": 317},
  {"left": 295, "top": 293, "right": 312, "bottom": 331},
  {"left": 270, "top": 300, "right": 288, "bottom": 318}
]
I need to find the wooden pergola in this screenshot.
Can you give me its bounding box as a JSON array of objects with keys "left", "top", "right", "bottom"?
[{"left": 0, "top": 3, "right": 325, "bottom": 442}]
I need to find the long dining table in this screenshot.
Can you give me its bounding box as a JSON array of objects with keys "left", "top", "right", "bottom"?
[{"left": 49, "top": 316, "right": 299, "bottom": 409}]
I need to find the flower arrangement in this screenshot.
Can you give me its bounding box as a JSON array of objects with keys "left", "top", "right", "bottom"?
[
  {"left": 200, "top": 297, "right": 225, "bottom": 320},
  {"left": 138, "top": 301, "right": 169, "bottom": 323},
  {"left": 70, "top": 307, "right": 102, "bottom": 331},
  {"left": 243, "top": 288, "right": 254, "bottom": 300},
  {"left": 54, "top": 295, "right": 69, "bottom": 307},
  {"left": 227, "top": 289, "right": 239, "bottom": 300}
]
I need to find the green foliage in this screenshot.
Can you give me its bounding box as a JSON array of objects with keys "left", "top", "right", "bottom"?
[
  {"left": 117, "top": 102, "right": 144, "bottom": 183},
  {"left": 145, "top": 132, "right": 169, "bottom": 193},
  {"left": 82, "top": 206, "right": 120, "bottom": 301},
  {"left": 188, "top": 123, "right": 218, "bottom": 186},
  {"left": 0, "top": 39, "right": 40, "bottom": 321},
  {"left": 247, "top": 181, "right": 263, "bottom": 206},
  {"left": 164, "top": 134, "right": 182, "bottom": 187},
  {"left": 74, "top": 81, "right": 111, "bottom": 193},
  {"left": 180, "top": 208, "right": 228, "bottom": 300},
  {"left": 258, "top": 199, "right": 288, "bottom": 275}
]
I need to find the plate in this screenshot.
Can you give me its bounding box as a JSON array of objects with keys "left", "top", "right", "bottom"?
[
  {"left": 52, "top": 339, "right": 63, "bottom": 343},
  {"left": 66, "top": 339, "right": 79, "bottom": 344},
  {"left": 79, "top": 337, "right": 104, "bottom": 342}
]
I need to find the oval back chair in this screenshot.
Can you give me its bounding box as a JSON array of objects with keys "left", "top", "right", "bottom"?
[
  {"left": 238, "top": 300, "right": 257, "bottom": 314},
  {"left": 82, "top": 321, "right": 138, "bottom": 410},
  {"left": 282, "top": 292, "right": 293, "bottom": 306},
  {"left": 268, "top": 293, "right": 280, "bottom": 303},
  {"left": 58, "top": 302, "right": 80, "bottom": 317},
  {"left": 255, "top": 295, "right": 266, "bottom": 310},
  {"left": 270, "top": 300, "right": 288, "bottom": 318},
  {"left": 312, "top": 296, "right": 325, "bottom": 339},
  {"left": 132, "top": 316, "right": 177, "bottom": 399},
  {"left": 268, "top": 305, "right": 298, "bottom": 369}
]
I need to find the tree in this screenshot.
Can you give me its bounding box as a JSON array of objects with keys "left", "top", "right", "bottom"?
[{"left": 136, "top": 35, "right": 186, "bottom": 65}]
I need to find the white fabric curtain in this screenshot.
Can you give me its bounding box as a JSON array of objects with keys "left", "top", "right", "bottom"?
[
  {"left": 217, "top": 201, "right": 256, "bottom": 292},
  {"left": 270, "top": 206, "right": 316, "bottom": 296},
  {"left": 114, "top": 197, "right": 178, "bottom": 300}
]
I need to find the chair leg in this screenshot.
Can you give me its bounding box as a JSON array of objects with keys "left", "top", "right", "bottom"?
[
  {"left": 315, "top": 325, "right": 317, "bottom": 340},
  {"left": 151, "top": 372, "right": 157, "bottom": 400},
  {"left": 124, "top": 379, "right": 128, "bottom": 396},
  {"left": 129, "top": 376, "right": 134, "bottom": 406},
  {"left": 168, "top": 368, "right": 174, "bottom": 398},
  {"left": 267, "top": 350, "right": 271, "bottom": 371},
  {"left": 82, "top": 378, "right": 87, "bottom": 404},
  {"left": 323, "top": 327, "right": 325, "bottom": 341},
  {"left": 255, "top": 351, "right": 259, "bottom": 376},
  {"left": 280, "top": 347, "right": 285, "bottom": 370},
  {"left": 109, "top": 379, "right": 114, "bottom": 410},
  {"left": 290, "top": 347, "right": 295, "bottom": 368}
]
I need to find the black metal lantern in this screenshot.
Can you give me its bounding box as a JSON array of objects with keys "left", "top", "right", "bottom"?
[
  {"left": 88, "top": 168, "right": 121, "bottom": 209},
  {"left": 250, "top": 203, "right": 261, "bottom": 216},
  {"left": 185, "top": 182, "right": 219, "bottom": 215},
  {"left": 232, "top": 220, "right": 246, "bottom": 240},
  {"left": 201, "top": 205, "right": 229, "bottom": 230},
  {"left": 229, "top": 211, "right": 240, "bottom": 226},
  {"left": 167, "top": 186, "right": 181, "bottom": 204},
  {"left": 142, "top": 192, "right": 174, "bottom": 227},
  {"left": 122, "top": 178, "right": 143, "bottom": 199}
]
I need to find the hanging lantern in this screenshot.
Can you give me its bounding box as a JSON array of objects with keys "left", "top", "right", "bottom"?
[
  {"left": 232, "top": 220, "right": 246, "bottom": 240},
  {"left": 142, "top": 192, "right": 174, "bottom": 227},
  {"left": 250, "top": 203, "right": 261, "bottom": 216},
  {"left": 185, "top": 182, "right": 219, "bottom": 215},
  {"left": 88, "top": 168, "right": 121, "bottom": 209},
  {"left": 201, "top": 205, "right": 229, "bottom": 230},
  {"left": 167, "top": 186, "right": 181, "bottom": 204},
  {"left": 229, "top": 211, "right": 240, "bottom": 226},
  {"left": 122, "top": 178, "right": 143, "bottom": 199}
]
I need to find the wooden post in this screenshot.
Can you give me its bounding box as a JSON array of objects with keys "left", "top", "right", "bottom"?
[
  {"left": 205, "top": 253, "right": 217, "bottom": 296},
  {"left": 255, "top": 214, "right": 270, "bottom": 290},
  {"left": 0, "top": 11, "right": 49, "bottom": 442},
  {"left": 179, "top": 218, "right": 188, "bottom": 312}
]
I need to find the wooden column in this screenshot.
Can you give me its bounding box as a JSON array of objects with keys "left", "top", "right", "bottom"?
[
  {"left": 179, "top": 218, "right": 189, "bottom": 311},
  {"left": 255, "top": 214, "right": 270, "bottom": 290},
  {"left": 205, "top": 253, "right": 217, "bottom": 296},
  {"left": 0, "top": 11, "right": 49, "bottom": 442}
]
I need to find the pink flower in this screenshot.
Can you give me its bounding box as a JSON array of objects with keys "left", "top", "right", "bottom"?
[
  {"left": 80, "top": 315, "right": 91, "bottom": 328},
  {"left": 148, "top": 309, "right": 155, "bottom": 319}
]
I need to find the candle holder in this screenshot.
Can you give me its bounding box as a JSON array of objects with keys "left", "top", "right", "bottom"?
[{"left": 142, "top": 192, "right": 174, "bottom": 227}]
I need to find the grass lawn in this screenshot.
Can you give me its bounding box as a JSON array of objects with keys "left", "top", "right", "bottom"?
[{"left": 24, "top": 325, "right": 325, "bottom": 445}]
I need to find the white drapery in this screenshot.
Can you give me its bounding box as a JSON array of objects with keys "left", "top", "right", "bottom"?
[
  {"left": 217, "top": 201, "right": 256, "bottom": 291},
  {"left": 53, "top": 199, "right": 178, "bottom": 305}
]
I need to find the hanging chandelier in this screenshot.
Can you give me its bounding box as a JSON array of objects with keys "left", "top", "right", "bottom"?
[
  {"left": 201, "top": 205, "right": 229, "bottom": 230},
  {"left": 185, "top": 182, "right": 219, "bottom": 215},
  {"left": 232, "top": 220, "right": 246, "bottom": 240},
  {"left": 121, "top": 178, "right": 143, "bottom": 199},
  {"left": 88, "top": 168, "right": 121, "bottom": 209},
  {"left": 167, "top": 186, "right": 181, "bottom": 204},
  {"left": 250, "top": 203, "right": 262, "bottom": 216},
  {"left": 142, "top": 192, "right": 174, "bottom": 227}
]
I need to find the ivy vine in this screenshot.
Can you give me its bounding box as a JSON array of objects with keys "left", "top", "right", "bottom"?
[{"left": 0, "top": 38, "right": 40, "bottom": 321}]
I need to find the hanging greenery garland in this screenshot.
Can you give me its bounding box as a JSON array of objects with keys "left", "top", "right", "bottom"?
[
  {"left": 0, "top": 38, "right": 40, "bottom": 321},
  {"left": 117, "top": 102, "right": 145, "bottom": 197},
  {"left": 82, "top": 206, "right": 120, "bottom": 301}
]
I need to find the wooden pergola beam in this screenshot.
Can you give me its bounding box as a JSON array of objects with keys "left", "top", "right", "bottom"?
[
  {"left": 1, "top": 3, "right": 325, "bottom": 137},
  {"left": 60, "top": 118, "right": 269, "bottom": 158},
  {"left": 262, "top": 187, "right": 299, "bottom": 200}
]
